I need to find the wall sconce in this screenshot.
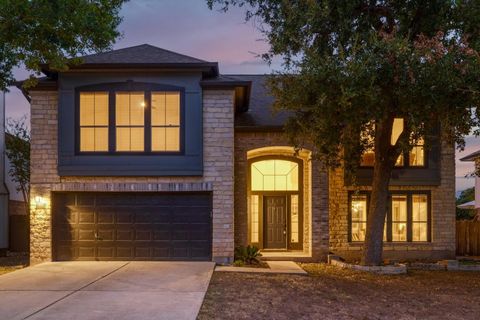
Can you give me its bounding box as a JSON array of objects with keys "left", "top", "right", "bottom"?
[{"left": 34, "top": 196, "right": 47, "bottom": 210}]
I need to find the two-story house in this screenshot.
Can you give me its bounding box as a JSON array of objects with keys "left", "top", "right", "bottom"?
[{"left": 19, "top": 44, "right": 456, "bottom": 264}]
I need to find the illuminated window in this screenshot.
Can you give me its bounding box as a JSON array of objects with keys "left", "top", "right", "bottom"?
[
  {"left": 151, "top": 92, "right": 180, "bottom": 152},
  {"left": 409, "top": 137, "right": 425, "bottom": 166},
  {"left": 251, "top": 159, "right": 299, "bottom": 191},
  {"left": 116, "top": 92, "right": 145, "bottom": 152},
  {"left": 360, "top": 118, "right": 424, "bottom": 167},
  {"left": 349, "top": 192, "right": 430, "bottom": 242},
  {"left": 351, "top": 195, "right": 367, "bottom": 241},
  {"left": 412, "top": 195, "right": 428, "bottom": 241},
  {"left": 78, "top": 85, "right": 183, "bottom": 154},
  {"left": 391, "top": 195, "right": 407, "bottom": 241},
  {"left": 79, "top": 92, "right": 109, "bottom": 152},
  {"left": 291, "top": 195, "right": 299, "bottom": 243},
  {"left": 250, "top": 195, "right": 259, "bottom": 243}
]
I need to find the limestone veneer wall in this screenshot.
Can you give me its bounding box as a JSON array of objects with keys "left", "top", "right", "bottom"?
[
  {"left": 29, "top": 90, "right": 235, "bottom": 265},
  {"left": 329, "top": 140, "right": 456, "bottom": 261}
]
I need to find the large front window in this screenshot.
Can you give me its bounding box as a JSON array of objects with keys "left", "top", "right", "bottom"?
[
  {"left": 349, "top": 192, "right": 430, "bottom": 242},
  {"left": 78, "top": 88, "right": 182, "bottom": 153}
]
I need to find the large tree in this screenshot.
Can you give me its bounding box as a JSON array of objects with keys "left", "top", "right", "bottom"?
[
  {"left": 208, "top": 0, "right": 480, "bottom": 265},
  {"left": 0, "top": 0, "right": 126, "bottom": 90}
]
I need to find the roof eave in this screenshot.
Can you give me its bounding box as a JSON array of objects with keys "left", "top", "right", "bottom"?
[{"left": 41, "top": 62, "right": 219, "bottom": 77}]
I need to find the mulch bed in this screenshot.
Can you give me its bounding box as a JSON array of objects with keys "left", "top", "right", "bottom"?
[{"left": 198, "top": 263, "right": 480, "bottom": 320}]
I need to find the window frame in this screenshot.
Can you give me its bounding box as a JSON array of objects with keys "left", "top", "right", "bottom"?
[
  {"left": 359, "top": 119, "right": 429, "bottom": 169},
  {"left": 348, "top": 191, "right": 432, "bottom": 243},
  {"left": 75, "top": 81, "right": 185, "bottom": 155}
]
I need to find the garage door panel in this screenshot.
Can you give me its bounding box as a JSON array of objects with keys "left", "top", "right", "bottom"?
[
  {"left": 135, "top": 229, "right": 152, "bottom": 241},
  {"left": 78, "top": 229, "right": 95, "bottom": 241},
  {"left": 153, "top": 226, "right": 171, "bottom": 241},
  {"left": 97, "top": 247, "right": 115, "bottom": 259},
  {"left": 76, "top": 194, "right": 95, "bottom": 206},
  {"left": 98, "top": 229, "right": 115, "bottom": 241},
  {"left": 116, "top": 229, "right": 134, "bottom": 241},
  {"left": 135, "top": 212, "right": 152, "bottom": 224},
  {"left": 78, "top": 247, "right": 95, "bottom": 259},
  {"left": 53, "top": 192, "right": 212, "bottom": 261},
  {"left": 97, "top": 211, "right": 115, "bottom": 224}
]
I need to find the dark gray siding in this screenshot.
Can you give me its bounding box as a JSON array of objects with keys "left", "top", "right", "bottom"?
[{"left": 57, "top": 72, "right": 203, "bottom": 176}]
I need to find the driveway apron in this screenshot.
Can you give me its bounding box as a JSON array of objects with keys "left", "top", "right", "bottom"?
[{"left": 0, "top": 261, "right": 214, "bottom": 320}]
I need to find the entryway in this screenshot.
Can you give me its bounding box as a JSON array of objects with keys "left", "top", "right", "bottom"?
[
  {"left": 248, "top": 156, "right": 304, "bottom": 251},
  {"left": 0, "top": 261, "right": 214, "bottom": 320}
]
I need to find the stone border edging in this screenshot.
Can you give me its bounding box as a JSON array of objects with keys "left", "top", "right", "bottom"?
[
  {"left": 328, "top": 255, "right": 407, "bottom": 275},
  {"left": 215, "top": 261, "right": 307, "bottom": 275}
]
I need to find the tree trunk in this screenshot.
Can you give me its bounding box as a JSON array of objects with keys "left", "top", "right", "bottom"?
[{"left": 362, "top": 116, "right": 398, "bottom": 266}]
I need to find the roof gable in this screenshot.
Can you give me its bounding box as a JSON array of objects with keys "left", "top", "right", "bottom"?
[{"left": 81, "top": 44, "right": 208, "bottom": 64}]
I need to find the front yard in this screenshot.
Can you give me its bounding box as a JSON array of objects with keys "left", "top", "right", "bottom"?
[{"left": 198, "top": 264, "right": 480, "bottom": 320}]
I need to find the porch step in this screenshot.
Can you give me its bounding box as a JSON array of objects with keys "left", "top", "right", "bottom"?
[{"left": 261, "top": 251, "right": 312, "bottom": 262}]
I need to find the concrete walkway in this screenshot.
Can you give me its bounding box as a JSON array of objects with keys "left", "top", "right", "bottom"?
[{"left": 0, "top": 261, "right": 214, "bottom": 320}]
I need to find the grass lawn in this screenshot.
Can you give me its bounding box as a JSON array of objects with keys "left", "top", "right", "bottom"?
[
  {"left": 0, "top": 254, "right": 28, "bottom": 275},
  {"left": 198, "top": 263, "right": 480, "bottom": 320}
]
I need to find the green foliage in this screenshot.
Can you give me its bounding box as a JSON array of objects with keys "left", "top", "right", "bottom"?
[
  {"left": 208, "top": 1, "right": 480, "bottom": 265},
  {"left": 233, "top": 259, "right": 245, "bottom": 267},
  {"left": 456, "top": 187, "right": 475, "bottom": 220},
  {"left": 234, "top": 245, "right": 262, "bottom": 264},
  {"left": 208, "top": 1, "right": 480, "bottom": 166},
  {"left": 0, "top": 0, "right": 127, "bottom": 90},
  {"left": 5, "top": 116, "right": 30, "bottom": 215}
]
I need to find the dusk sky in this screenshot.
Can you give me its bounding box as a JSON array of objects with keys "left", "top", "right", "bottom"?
[{"left": 5, "top": 0, "right": 478, "bottom": 193}]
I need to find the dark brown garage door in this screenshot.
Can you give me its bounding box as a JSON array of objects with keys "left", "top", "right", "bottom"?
[{"left": 52, "top": 192, "right": 212, "bottom": 261}]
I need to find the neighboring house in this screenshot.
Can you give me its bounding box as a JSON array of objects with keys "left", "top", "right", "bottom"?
[
  {"left": 460, "top": 150, "right": 480, "bottom": 219},
  {"left": 5, "top": 133, "right": 29, "bottom": 252},
  {"left": 18, "top": 44, "right": 456, "bottom": 265}
]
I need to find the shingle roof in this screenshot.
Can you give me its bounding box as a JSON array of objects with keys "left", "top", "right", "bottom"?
[
  {"left": 460, "top": 149, "right": 480, "bottom": 161},
  {"left": 40, "top": 44, "right": 219, "bottom": 77},
  {"left": 226, "top": 75, "right": 290, "bottom": 129},
  {"left": 80, "top": 44, "right": 208, "bottom": 64}
]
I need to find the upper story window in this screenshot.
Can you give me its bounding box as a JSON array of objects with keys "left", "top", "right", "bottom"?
[
  {"left": 360, "top": 118, "right": 425, "bottom": 167},
  {"left": 77, "top": 83, "right": 183, "bottom": 154},
  {"left": 79, "top": 92, "right": 109, "bottom": 152}
]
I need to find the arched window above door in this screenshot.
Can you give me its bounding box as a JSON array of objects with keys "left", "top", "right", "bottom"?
[{"left": 251, "top": 159, "right": 299, "bottom": 191}]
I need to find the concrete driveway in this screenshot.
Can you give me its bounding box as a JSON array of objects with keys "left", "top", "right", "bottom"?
[{"left": 0, "top": 261, "right": 214, "bottom": 320}]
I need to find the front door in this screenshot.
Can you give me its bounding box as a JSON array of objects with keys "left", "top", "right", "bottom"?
[{"left": 264, "top": 196, "right": 287, "bottom": 249}]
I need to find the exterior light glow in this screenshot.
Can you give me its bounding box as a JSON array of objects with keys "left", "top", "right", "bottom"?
[{"left": 34, "top": 196, "right": 47, "bottom": 209}]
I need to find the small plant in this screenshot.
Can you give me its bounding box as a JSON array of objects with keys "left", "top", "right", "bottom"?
[
  {"left": 233, "top": 260, "right": 245, "bottom": 267},
  {"left": 234, "top": 245, "right": 262, "bottom": 265}
]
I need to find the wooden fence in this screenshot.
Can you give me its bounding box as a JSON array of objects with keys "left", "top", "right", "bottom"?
[{"left": 456, "top": 220, "right": 480, "bottom": 256}]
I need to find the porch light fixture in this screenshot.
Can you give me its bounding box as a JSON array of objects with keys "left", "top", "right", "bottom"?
[{"left": 34, "top": 196, "right": 47, "bottom": 210}]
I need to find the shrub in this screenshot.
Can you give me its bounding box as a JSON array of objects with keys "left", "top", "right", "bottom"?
[{"left": 234, "top": 245, "right": 262, "bottom": 265}]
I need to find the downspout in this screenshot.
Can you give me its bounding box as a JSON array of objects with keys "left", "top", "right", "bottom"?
[{"left": 0, "top": 91, "right": 10, "bottom": 255}]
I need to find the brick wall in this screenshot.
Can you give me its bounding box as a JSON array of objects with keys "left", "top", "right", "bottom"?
[
  {"left": 234, "top": 131, "right": 329, "bottom": 261},
  {"left": 29, "top": 90, "right": 235, "bottom": 264},
  {"left": 329, "top": 140, "right": 456, "bottom": 261}
]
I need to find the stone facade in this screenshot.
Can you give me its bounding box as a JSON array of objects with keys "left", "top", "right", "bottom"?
[
  {"left": 234, "top": 131, "right": 329, "bottom": 261},
  {"left": 29, "top": 90, "right": 235, "bottom": 265},
  {"left": 29, "top": 89, "right": 456, "bottom": 264},
  {"left": 329, "top": 140, "right": 456, "bottom": 261}
]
